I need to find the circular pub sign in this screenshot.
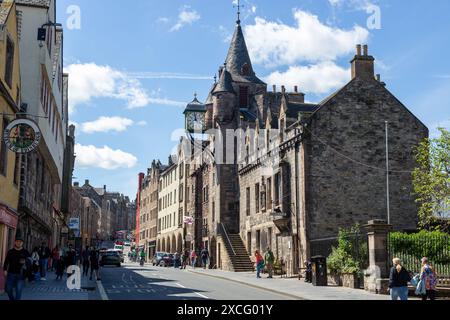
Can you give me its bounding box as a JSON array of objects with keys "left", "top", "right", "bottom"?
[{"left": 3, "top": 119, "right": 41, "bottom": 154}]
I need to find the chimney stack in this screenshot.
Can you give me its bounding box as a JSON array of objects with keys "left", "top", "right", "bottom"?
[
  {"left": 74, "top": 182, "right": 79, "bottom": 187},
  {"left": 273, "top": 85, "right": 276, "bottom": 93},
  {"left": 294, "top": 86, "right": 298, "bottom": 93},
  {"left": 351, "top": 44, "right": 375, "bottom": 81},
  {"left": 376, "top": 74, "right": 381, "bottom": 82},
  {"left": 85, "top": 179, "right": 89, "bottom": 186},
  {"left": 356, "top": 44, "right": 362, "bottom": 56},
  {"left": 363, "top": 44, "right": 368, "bottom": 56},
  {"left": 281, "top": 85, "right": 286, "bottom": 94}
]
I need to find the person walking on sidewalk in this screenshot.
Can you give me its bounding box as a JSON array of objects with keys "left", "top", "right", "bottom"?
[
  {"left": 82, "top": 246, "right": 90, "bottom": 277},
  {"left": 201, "top": 247, "right": 209, "bottom": 269},
  {"left": 191, "top": 250, "right": 197, "bottom": 269},
  {"left": 389, "top": 258, "right": 412, "bottom": 300},
  {"left": 182, "top": 249, "right": 190, "bottom": 270},
  {"left": 418, "top": 257, "right": 438, "bottom": 300},
  {"left": 255, "top": 250, "right": 264, "bottom": 279},
  {"left": 264, "top": 247, "right": 275, "bottom": 279},
  {"left": 89, "top": 247, "right": 101, "bottom": 281},
  {"left": 55, "top": 254, "right": 65, "bottom": 281},
  {"left": 51, "top": 246, "right": 60, "bottom": 271},
  {"left": 31, "top": 247, "right": 40, "bottom": 282},
  {"left": 3, "top": 233, "right": 30, "bottom": 301},
  {"left": 38, "top": 242, "right": 51, "bottom": 281}
]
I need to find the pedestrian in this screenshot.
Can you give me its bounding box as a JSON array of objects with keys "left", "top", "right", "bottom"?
[
  {"left": 182, "top": 249, "right": 190, "bottom": 270},
  {"left": 31, "top": 247, "right": 40, "bottom": 282},
  {"left": 3, "top": 232, "right": 31, "bottom": 301},
  {"left": 264, "top": 247, "right": 275, "bottom": 279},
  {"left": 255, "top": 250, "right": 264, "bottom": 279},
  {"left": 418, "top": 257, "right": 438, "bottom": 300},
  {"left": 65, "top": 244, "right": 76, "bottom": 278},
  {"left": 89, "top": 247, "right": 101, "bottom": 281},
  {"left": 38, "top": 241, "right": 51, "bottom": 281},
  {"left": 191, "top": 250, "right": 197, "bottom": 269},
  {"left": 55, "top": 255, "right": 65, "bottom": 280},
  {"left": 82, "top": 246, "right": 90, "bottom": 277},
  {"left": 173, "top": 252, "right": 179, "bottom": 268},
  {"left": 305, "top": 260, "right": 312, "bottom": 283},
  {"left": 51, "top": 246, "right": 60, "bottom": 271},
  {"left": 200, "top": 247, "right": 209, "bottom": 269},
  {"left": 389, "top": 258, "right": 412, "bottom": 300}
]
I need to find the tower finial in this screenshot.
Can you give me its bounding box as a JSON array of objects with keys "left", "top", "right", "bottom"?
[{"left": 234, "top": 0, "right": 242, "bottom": 25}]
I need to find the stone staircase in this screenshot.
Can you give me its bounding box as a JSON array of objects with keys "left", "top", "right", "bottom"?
[{"left": 222, "top": 233, "right": 254, "bottom": 272}]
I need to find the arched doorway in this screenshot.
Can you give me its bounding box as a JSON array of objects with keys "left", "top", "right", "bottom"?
[
  {"left": 166, "top": 236, "right": 171, "bottom": 253},
  {"left": 177, "top": 233, "right": 183, "bottom": 253},
  {"left": 210, "top": 237, "right": 217, "bottom": 269},
  {"left": 172, "top": 235, "right": 176, "bottom": 253}
]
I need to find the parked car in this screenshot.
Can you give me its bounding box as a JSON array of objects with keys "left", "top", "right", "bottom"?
[
  {"left": 100, "top": 250, "right": 122, "bottom": 267},
  {"left": 159, "top": 253, "right": 175, "bottom": 267},
  {"left": 152, "top": 252, "right": 167, "bottom": 266}
]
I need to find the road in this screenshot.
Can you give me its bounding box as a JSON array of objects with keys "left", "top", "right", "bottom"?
[{"left": 98, "top": 263, "right": 297, "bottom": 300}]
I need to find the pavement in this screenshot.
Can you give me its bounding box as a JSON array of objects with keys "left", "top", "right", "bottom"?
[
  {"left": 0, "top": 269, "right": 102, "bottom": 301},
  {"left": 0, "top": 262, "right": 398, "bottom": 300},
  {"left": 187, "top": 268, "right": 390, "bottom": 300}
]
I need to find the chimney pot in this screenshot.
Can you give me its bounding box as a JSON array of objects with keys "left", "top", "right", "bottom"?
[
  {"left": 85, "top": 179, "right": 89, "bottom": 186},
  {"left": 294, "top": 86, "right": 298, "bottom": 93},
  {"left": 376, "top": 74, "right": 381, "bottom": 82},
  {"left": 273, "top": 85, "right": 276, "bottom": 93},
  {"left": 281, "top": 85, "right": 286, "bottom": 94},
  {"left": 356, "top": 44, "right": 362, "bottom": 56},
  {"left": 363, "top": 44, "right": 368, "bottom": 56}
]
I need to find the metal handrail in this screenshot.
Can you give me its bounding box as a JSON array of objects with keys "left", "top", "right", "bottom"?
[{"left": 220, "top": 223, "right": 236, "bottom": 256}]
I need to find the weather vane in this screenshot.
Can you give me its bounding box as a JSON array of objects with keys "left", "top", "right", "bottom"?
[{"left": 234, "top": 0, "right": 244, "bottom": 24}]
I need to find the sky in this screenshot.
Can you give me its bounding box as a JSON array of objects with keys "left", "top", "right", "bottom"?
[{"left": 56, "top": 0, "right": 450, "bottom": 199}]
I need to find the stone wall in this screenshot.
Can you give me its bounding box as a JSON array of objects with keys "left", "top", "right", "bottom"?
[{"left": 305, "top": 77, "right": 428, "bottom": 242}]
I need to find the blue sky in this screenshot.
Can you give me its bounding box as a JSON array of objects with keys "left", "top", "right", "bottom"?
[{"left": 56, "top": 0, "right": 450, "bottom": 199}]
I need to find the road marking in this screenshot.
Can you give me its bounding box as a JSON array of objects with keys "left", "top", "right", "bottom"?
[
  {"left": 97, "top": 281, "right": 109, "bottom": 301},
  {"left": 176, "top": 283, "right": 186, "bottom": 288},
  {"left": 195, "top": 292, "right": 209, "bottom": 299}
]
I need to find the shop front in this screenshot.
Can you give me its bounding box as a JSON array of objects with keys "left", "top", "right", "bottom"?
[{"left": 0, "top": 204, "right": 19, "bottom": 293}]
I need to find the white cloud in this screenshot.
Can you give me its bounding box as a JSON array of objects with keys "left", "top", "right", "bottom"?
[
  {"left": 328, "top": 0, "right": 376, "bottom": 10},
  {"left": 65, "top": 63, "right": 151, "bottom": 113},
  {"left": 75, "top": 143, "right": 138, "bottom": 170},
  {"left": 264, "top": 61, "right": 350, "bottom": 95},
  {"left": 137, "top": 121, "right": 148, "bottom": 126},
  {"left": 157, "top": 17, "right": 170, "bottom": 24},
  {"left": 64, "top": 63, "right": 187, "bottom": 113},
  {"left": 244, "top": 10, "right": 369, "bottom": 67},
  {"left": 170, "top": 6, "right": 200, "bottom": 32},
  {"left": 125, "top": 72, "right": 211, "bottom": 80},
  {"left": 81, "top": 117, "right": 134, "bottom": 134}
]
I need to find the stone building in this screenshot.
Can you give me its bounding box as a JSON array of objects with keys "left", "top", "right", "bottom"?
[
  {"left": 0, "top": 0, "right": 22, "bottom": 293},
  {"left": 178, "top": 17, "right": 428, "bottom": 274},
  {"left": 156, "top": 159, "right": 184, "bottom": 254},
  {"left": 16, "top": 0, "right": 69, "bottom": 250},
  {"left": 138, "top": 160, "right": 165, "bottom": 259}
]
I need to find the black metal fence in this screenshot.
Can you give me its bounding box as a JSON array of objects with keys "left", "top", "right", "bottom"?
[{"left": 388, "top": 232, "right": 450, "bottom": 276}]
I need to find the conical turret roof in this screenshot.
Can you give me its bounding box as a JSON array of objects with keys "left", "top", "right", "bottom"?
[
  {"left": 213, "top": 68, "right": 235, "bottom": 95},
  {"left": 225, "top": 23, "right": 265, "bottom": 85}
]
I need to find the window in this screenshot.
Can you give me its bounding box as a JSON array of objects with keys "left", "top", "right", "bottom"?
[
  {"left": 212, "top": 201, "right": 215, "bottom": 223},
  {"left": 13, "top": 154, "right": 20, "bottom": 186},
  {"left": 256, "top": 230, "right": 261, "bottom": 252},
  {"left": 0, "top": 118, "right": 9, "bottom": 176},
  {"left": 255, "top": 183, "right": 260, "bottom": 213},
  {"left": 186, "top": 187, "right": 190, "bottom": 204},
  {"left": 239, "top": 86, "right": 248, "bottom": 108},
  {"left": 267, "top": 178, "right": 272, "bottom": 210},
  {"left": 246, "top": 187, "right": 250, "bottom": 216},
  {"left": 247, "top": 232, "right": 252, "bottom": 253},
  {"left": 274, "top": 173, "right": 280, "bottom": 207},
  {"left": 5, "top": 36, "right": 14, "bottom": 88},
  {"left": 179, "top": 184, "right": 184, "bottom": 202}
]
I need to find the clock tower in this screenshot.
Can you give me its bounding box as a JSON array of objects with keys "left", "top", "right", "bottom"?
[{"left": 184, "top": 94, "right": 206, "bottom": 133}]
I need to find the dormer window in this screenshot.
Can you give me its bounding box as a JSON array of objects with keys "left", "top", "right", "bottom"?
[{"left": 241, "top": 63, "right": 250, "bottom": 76}]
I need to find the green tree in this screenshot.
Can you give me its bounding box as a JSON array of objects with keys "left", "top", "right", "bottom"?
[{"left": 412, "top": 128, "right": 450, "bottom": 232}]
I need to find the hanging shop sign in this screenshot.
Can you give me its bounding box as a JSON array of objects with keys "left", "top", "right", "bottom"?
[
  {"left": 68, "top": 218, "right": 80, "bottom": 230},
  {"left": 3, "top": 119, "right": 41, "bottom": 154},
  {"left": 183, "top": 216, "right": 194, "bottom": 225}
]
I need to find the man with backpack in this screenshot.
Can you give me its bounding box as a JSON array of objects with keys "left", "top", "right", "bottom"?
[
  {"left": 200, "top": 247, "right": 209, "bottom": 269},
  {"left": 264, "top": 247, "right": 275, "bottom": 279}
]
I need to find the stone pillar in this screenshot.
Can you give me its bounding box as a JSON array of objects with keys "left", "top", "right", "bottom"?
[{"left": 363, "top": 219, "right": 392, "bottom": 294}]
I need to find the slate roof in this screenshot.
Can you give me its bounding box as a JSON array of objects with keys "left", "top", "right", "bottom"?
[
  {"left": 213, "top": 69, "right": 235, "bottom": 94},
  {"left": 184, "top": 96, "right": 206, "bottom": 113},
  {"left": 285, "top": 102, "right": 319, "bottom": 119},
  {"left": 225, "top": 23, "right": 265, "bottom": 85},
  {"left": 240, "top": 108, "right": 257, "bottom": 122},
  {"left": 15, "top": 0, "right": 51, "bottom": 7},
  {"left": 0, "top": 0, "right": 13, "bottom": 26}
]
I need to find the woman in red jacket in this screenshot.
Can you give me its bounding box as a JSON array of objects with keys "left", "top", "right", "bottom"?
[{"left": 255, "top": 250, "right": 264, "bottom": 279}]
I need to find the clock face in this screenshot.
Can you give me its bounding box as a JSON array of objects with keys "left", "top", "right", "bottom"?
[{"left": 186, "top": 112, "right": 206, "bottom": 132}]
